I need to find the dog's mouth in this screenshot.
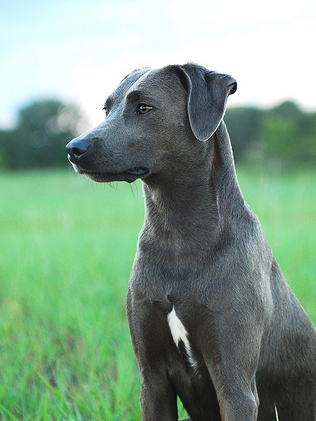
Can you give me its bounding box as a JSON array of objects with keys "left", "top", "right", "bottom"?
[{"left": 73, "top": 165, "right": 149, "bottom": 183}]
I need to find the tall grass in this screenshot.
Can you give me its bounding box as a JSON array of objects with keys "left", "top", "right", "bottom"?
[{"left": 0, "top": 167, "right": 315, "bottom": 420}]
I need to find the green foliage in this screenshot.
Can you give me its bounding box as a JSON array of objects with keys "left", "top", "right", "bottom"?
[
  {"left": 226, "top": 100, "right": 316, "bottom": 167},
  {"left": 1, "top": 98, "right": 315, "bottom": 170},
  {"left": 259, "top": 101, "right": 316, "bottom": 163},
  {"left": 224, "top": 106, "right": 262, "bottom": 161},
  {"left": 0, "top": 169, "right": 315, "bottom": 419},
  {"left": 0, "top": 99, "right": 85, "bottom": 169}
]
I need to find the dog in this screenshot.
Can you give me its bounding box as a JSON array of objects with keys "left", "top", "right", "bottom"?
[{"left": 66, "top": 63, "right": 316, "bottom": 420}]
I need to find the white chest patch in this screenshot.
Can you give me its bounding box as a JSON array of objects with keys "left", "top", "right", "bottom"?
[{"left": 167, "top": 306, "right": 197, "bottom": 369}]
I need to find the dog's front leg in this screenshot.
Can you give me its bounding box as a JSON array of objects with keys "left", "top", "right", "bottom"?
[
  {"left": 127, "top": 290, "right": 179, "bottom": 421},
  {"left": 139, "top": 369, "right": 178, "bottom": 421},
  {"left": 209, "top": 367, "right": 259, "bottom": 420},
  {"left": 217, "top": 388, "right": 258, "bottom": 420},
  {"left": 204, "top": 314, "right": 261, "bottom": 420}
]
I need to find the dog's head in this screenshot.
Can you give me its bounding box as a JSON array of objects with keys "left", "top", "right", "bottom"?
[{"left": 66, "top": 63, "right": 236, "bottom": 183}]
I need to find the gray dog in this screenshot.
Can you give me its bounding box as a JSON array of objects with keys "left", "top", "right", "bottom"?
[{"left": 66, "top": 63, "right": 316, "bottom": 420}]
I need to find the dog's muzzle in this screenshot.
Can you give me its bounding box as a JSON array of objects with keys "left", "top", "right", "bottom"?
[
  {"left": 66, "top": 137, "right": 149, "bottom": 183},
  {"left": 66, "top": 137, "right": 90, "bottom": 165}
]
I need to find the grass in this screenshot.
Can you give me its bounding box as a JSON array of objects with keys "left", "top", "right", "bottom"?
[{"left": 0, "top": 166, "right": 315, "bottom": 420}]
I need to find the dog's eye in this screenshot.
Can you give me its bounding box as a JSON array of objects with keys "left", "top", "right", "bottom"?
[
  {"left": 102, "top": 105, "right": 109, "bottom": 116},
  {"left": 137, "top": 104, "right": 153, "bottom": 115}
]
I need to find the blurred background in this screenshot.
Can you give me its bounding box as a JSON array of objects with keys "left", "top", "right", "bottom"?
[
  {"left": 0, "top": 0, "right": 316, "bottom": 419},
  {"left": 0, "top": 0, "right": 316, "bottom": 169}
]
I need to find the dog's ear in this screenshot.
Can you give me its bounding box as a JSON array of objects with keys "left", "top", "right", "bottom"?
[{"left": 177, "top": 63, "right": 237, "bottom": 141}]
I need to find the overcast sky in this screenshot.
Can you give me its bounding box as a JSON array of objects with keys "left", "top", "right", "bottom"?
[{"left": 1, "top": 0, "right": 315, "bottom": 128}]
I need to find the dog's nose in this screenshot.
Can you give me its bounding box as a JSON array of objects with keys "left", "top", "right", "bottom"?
[{"left": 66, "top": 137, "right": 90, "bottom": 161}]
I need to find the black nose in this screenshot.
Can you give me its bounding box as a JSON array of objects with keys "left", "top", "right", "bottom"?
[{"left": 66, "top": 137, "right": 90, "bottom": 161}]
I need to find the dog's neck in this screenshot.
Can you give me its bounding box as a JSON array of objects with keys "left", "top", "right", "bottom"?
[{"left": 141, "top": 122, "right": 246, "bottom": 251}]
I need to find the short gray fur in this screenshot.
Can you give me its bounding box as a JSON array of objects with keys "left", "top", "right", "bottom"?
[{"left": 66, "top": 63, "right": 316, "bottom": 420}]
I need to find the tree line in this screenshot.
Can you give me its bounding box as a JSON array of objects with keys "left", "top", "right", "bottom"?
[
  {"left": 0, "top": 98, "right": 315, "bottom": 170},
  {"left": 0, "top": 100, "right": 85, "bottom": 170},
  {"left": 225, "top": 101, "right": 316, "bottom": 168}
]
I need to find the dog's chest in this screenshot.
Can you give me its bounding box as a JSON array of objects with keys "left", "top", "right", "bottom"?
[
  {"left": 167, "top": 305, "right": 197, "bottom": 369},
  {"left": 128, "top": 271, "right": 209, "bottom": 370}
]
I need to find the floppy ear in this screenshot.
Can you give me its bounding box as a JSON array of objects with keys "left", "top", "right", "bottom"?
[{"left": 178, "top": 63, "right": 237, "bottom": 141}]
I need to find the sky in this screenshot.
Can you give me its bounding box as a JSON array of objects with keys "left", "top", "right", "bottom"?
[{"left": 1, "top": 0, "right": 316, "bottom": 128}]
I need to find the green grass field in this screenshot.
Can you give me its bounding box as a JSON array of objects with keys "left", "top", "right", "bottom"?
[{"left": 0, "top": 167, "right": 315, "bottom": 420}]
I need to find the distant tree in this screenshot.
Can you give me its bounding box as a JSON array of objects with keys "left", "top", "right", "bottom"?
[
  {"left": 0, "top": 99, "right": 86, "bottom": 169},
  {"left": 0, "top": 98, "right": 315, "bottom": 170},
  {"left": 259, "top": 101, "right": 316, "bottom": 164},
  {"left": 225, "top": 107, "right": 262, "bottom": 160},
  {"left": 226, "top": 101, "right": 316, "bottom": 167}
]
